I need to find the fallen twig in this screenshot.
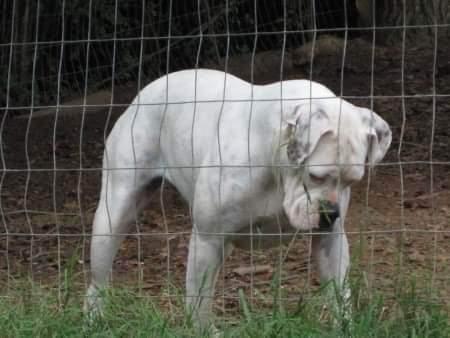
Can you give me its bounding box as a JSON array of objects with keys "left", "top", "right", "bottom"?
[{"left": 232, "top": 264, "right": 272, "bottom": 276}]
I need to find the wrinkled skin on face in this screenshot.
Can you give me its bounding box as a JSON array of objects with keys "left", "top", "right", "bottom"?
[{"left": 281, "top": 100, "right": 392, "bottom": 231}]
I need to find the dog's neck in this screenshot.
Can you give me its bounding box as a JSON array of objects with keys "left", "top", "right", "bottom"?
[{"left": 270, "top": 123, "right": 296, "bottom": 188}]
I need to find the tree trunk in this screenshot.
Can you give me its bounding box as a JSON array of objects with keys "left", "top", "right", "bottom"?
[{"left": 356, "top": 0, "right": 449, "bottom": 43}]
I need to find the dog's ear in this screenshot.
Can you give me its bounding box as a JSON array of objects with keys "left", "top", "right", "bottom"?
[
  {"left": 285, "top": 103, "right": 333, "bottom": 165},
  {"left": 360, "top": 108, "right": 392, "bottom": 166}
]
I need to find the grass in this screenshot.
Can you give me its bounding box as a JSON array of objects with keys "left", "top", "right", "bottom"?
[{"left": 0, "top": 277, "right": 449, "bottom": 338}]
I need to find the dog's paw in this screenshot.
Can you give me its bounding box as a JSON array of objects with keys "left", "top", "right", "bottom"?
[
  {"left": 209, "top": 325, "right": 223, "bottom": 338},
  {"left": 83, "top": 284, "right": 105, "bottom": 323}
]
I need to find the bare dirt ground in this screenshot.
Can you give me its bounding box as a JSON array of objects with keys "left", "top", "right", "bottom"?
[{"left": 1, "top": 35, "right": 449, "bottom": 316}]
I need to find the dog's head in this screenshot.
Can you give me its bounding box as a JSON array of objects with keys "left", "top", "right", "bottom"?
[{"left": 281, "top": 99, "right": 392, "bottom": 231}]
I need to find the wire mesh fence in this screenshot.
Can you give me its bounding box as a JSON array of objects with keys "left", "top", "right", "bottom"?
[{"left": 1, "top": 0, "right": 450, "bottom": 326}]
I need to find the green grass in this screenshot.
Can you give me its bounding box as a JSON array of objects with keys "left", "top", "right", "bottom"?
[{"left": 0, "top": 279, "right": 449, "bottom": 338}]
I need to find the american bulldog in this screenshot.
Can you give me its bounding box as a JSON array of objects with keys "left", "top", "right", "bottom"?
[{"left": 85, "top": 69, "right": 391, "bottom": 328}]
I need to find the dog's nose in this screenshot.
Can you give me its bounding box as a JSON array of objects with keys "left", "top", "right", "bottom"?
[{"left": 318, "top": 200, "right": 340, "bottom": 230}]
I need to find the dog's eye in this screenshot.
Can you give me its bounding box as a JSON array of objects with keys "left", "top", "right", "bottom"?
[{"left": 309, "top": 173, "right": 326, "bottom": 184}]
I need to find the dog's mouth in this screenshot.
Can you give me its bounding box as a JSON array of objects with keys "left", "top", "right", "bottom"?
[
  {"left": 317, "top": 200, "right": 340, "bottom": 231},
  {"left": 282, "top": 203, "right": 320, "bottom": 232},
  {"left": 283, "top": 191, "right": 340, "bottom": 232}
]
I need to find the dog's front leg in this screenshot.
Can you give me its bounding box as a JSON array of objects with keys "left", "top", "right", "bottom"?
[
  {"left": 185, "top": 229, "right": 232, "bottom": 331},
  {"left": 312, "top": 187, "right": 351, "bottom": 318},
  {"left": 312, "top": 223, "right": 350, "bottom": 293}
]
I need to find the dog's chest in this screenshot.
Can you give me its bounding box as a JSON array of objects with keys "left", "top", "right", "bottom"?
[{"left": 250, "top": 187, "right": 288, "bottom": 226}]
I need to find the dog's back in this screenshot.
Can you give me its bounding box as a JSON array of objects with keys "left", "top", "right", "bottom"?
[
  {"left": 104, "top": 69, "right": 254, "bottom": 199},
  {"left": 105, "top": 69, "right": 336, "bottom": 201}
]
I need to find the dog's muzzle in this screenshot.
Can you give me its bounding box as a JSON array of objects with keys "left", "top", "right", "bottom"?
[{"left": 318, "top": 200, "right": 340, "bottom": 230}]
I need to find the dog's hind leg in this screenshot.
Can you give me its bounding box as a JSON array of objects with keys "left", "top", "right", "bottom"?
[
  {"left": 84, "top": 169, "right": 161, "bottom": 316},
  {"left": 84, "top": 102, "right": 166, "bottom": 317}
]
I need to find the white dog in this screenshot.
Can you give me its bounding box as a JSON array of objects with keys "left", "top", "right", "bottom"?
[{"left": 85, "top": 69, "right": 391, "bottom": 328}]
